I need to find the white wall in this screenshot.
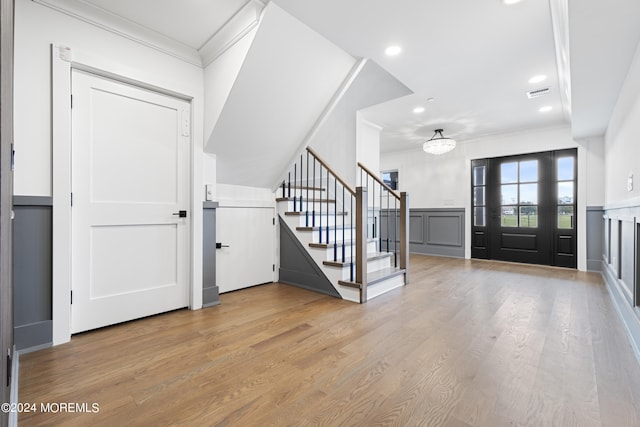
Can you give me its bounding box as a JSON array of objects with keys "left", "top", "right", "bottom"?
[
  {"left": 604, "top": 40, "right": 640, "bottom": 208},
  {"left": 356, "top": 116, "right": 382, "bottom": 183},
  {"left": 14, "top": 0, "right": 204, "bottom": 196},
  {"left": 579, "top": 136, "right": 605, "bottom": 207},
  {"left": 380, "top": 125, "right": 604, "bottom": 270}
]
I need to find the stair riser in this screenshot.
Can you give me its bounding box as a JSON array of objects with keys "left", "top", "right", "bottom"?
[
  {"left": 309, "top": 229, "right": 355, "bottom": 244},
  {"left": 323, "top": 256, "right": 393, "bottom": 280},
  {"left": 278, "top": 200, "right": 338, "bottom": 212},
  {"left": 316, "top": 241, "right": 378, "bottom": 259},
  {"left": 288, "top": 214, "right": 350, "bottom": 227},
  {"left": 277, "top": 188, "right": 332, "bottom": 198},
  {"left": 366, "top": 274, "right": 405, "bottom": 301}
]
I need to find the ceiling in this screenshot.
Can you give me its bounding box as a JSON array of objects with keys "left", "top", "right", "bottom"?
[
  {"left": 273, "top": 0, "right": 567, "bottom": 153},
  {"left": 64, "top": 0, "right": 640, "bottom": 153}
]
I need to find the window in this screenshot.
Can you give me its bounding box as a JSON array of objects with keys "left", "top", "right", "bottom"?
[
  {"left": 557, "top": 157, "right": 575, "bottom": 229},
  {"left": 473, "top": 165, "right": 486, "bottom": 226},
  {"left": 500, "top": 160, "right": 538, "bottom": 228}
]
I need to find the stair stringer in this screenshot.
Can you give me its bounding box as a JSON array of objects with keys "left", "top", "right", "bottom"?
[
  {"left": 279, "top": 215, "right": 361, "bottom": 302},
  {"left": 279, "top": 216, "right": 341, "bottom": 298}
]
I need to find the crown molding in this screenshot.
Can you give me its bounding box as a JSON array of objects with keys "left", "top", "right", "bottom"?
[
  {"left": 198, "top": 0, "right": 265, "bottom": 67},
  {"left": 31, "top": 0, "right": 203, "bottom": 67}
]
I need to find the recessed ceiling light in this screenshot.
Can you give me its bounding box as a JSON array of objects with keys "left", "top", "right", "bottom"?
[
  {"left": 539, "top": 106, "right": 553, "bottom": 113},
  {"left": 385, "top": 45, "right": 402, "bottom": 56},
  {"left": 528, "top": 75, "right": 547, "bottom": 84},
  {"left": 413, "top": 106, "right": 425, "bottom": 113},
  {"left": 502, "top": 0, "right": 522, "bottom": 5}
]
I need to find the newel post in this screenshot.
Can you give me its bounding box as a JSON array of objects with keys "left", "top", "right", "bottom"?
[
  {"left": 400, "top": 192, "right": 409, "bottom": 285},
  {"left": 356, "top": 187, "right": 368, "bottom": 303}
]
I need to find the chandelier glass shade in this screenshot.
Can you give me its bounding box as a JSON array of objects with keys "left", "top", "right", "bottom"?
[{"left": 423, "top": 129, "right": 456, "bottom": 155}]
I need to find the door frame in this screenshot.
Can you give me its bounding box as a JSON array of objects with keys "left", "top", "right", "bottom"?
[
  {"left": 466, "top": 144, "right": 588, "bottom": 271},
  {"left": 52, "top": 45, "right": 202, "bottom": 344},
  {"left": 1, "top": 0, "right": 14, "bottom": 420}
]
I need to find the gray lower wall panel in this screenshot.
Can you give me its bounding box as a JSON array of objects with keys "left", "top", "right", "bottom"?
[
  {"left": 203, "top": 202, "right": 220, "bottom": 307},
  {"left": 13, "top": 196, "right": 53, "bottom": 351},
  {"left": 381, "top": 208, "right": 465, "bottom": 258},
  {"left": 279, "top": 216, "right": 341, "bottom": 298},
  {"left": 409, "top": 208, "right": 464, "bottom": 258},
  {"left": 602, "top": 261, "right": 640, "bottom": 359},
  {"left": 587, "top": 206, "right": 604, "bottom": 271},
  {"left": 601, "top": 204, "right": 640, "bottom": 362}
]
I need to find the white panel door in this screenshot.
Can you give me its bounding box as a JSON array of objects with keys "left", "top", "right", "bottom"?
[
  {"left": 71, "top": 70, "right": 190, "bottom": 333},
  {"left": 216, "top": 207, "right": 275, "bottom": 293}
]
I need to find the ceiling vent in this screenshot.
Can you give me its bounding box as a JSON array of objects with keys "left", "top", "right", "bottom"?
[{"left": 526, "top": 87, "right": 551, "bottom": 99}]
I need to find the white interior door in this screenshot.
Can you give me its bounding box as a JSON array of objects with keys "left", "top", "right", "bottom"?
[
  {"left": 216, "top": 207, "right": 275, "bottom": 293},
  {"left": 71, "top": 69, "right": 190, "bottom": 333}
]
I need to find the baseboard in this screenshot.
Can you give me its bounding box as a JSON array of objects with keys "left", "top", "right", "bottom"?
[
  {"left": 14, "top": 320, "right": 53, "bottom": 351},
  {"left": 602, "top": 263, "right": 640, "bottom": 365}
]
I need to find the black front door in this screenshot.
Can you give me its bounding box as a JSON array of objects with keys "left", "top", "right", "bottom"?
[{"left": 471, "top": 149, "right": 577, "bottom": 268}]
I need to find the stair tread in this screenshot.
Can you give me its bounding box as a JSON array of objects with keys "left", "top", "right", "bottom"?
[
  {"left": 309, "top": 238, "right": 377, "bottom": 249},
  {"left": 285, "top": 211, "right": 348, "bottom": 217},
  {"left": 283, "top": 185, "right": 326, "bottom": 191},
  {"left": 276, "top": 197, "right": 335, "bottom": 203},
  {"left": 296, "top": 225, "right": 354, "bottom": 231},
  {"left": 338, "top": 267, "right": 406, "bottom": 288},
  {"left": 323, "top": 252, "right": 393, "bottom": 267}
]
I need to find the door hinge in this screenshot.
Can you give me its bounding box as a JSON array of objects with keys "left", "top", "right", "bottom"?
[
  {"left": 70, "top": 192, "right": 73, "bottom": 207},
  {"left": 273, "top": 264, "right": 275, "bottom": 272},
  {"left": 70, "top": 94, "right": 73, "bottom": 109},
  {"left": 273, "top": 217, "right": 275, "bottom": 225},
  {"left": 70, "top": 290, "right": 73, "bottom": 304}
]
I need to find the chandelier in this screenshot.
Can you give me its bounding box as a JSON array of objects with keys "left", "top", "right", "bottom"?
[{"left": 423, "top": 129, "right": 456, "bottom": 155}]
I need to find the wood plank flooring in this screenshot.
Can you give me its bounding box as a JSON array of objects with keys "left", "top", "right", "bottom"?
[{"left": 19, "top": 255, "right": 640, "bottom": 426}]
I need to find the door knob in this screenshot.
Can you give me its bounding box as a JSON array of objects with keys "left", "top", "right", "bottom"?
[
  {"left": 172, "top": 210, "right": 187, "bottom": 218},
  {"left": 216, "top": 242, "right": 230, "bottom": 249}
]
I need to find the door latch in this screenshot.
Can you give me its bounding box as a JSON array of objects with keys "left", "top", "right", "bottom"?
[
  {"left": 216, "top": 242, "right": 230, "bottom": 249},
  {"left": 172, "top": 210, "right": 187, "bottom": 218}
]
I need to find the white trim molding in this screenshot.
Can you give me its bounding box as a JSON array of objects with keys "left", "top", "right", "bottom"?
[
  {"left": 198, "top": 0, "right": 265, "bottom": 67},
  {"left": 51, "top": 45, "right": 73, "bottom": 344},
  {"left": 33, "top": 0, "right": 203, "bottom": 66}
]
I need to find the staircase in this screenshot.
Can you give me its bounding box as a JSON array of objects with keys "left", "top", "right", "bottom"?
[{"left": 277, "top": 147, "right": 409, "bottom": 303}]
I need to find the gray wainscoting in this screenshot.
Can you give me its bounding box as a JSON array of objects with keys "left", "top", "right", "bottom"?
[
  {"left": 587, "top": 206, "right": 604, "bottom": 271},
  {"left": 601, "top": 205, "right": 640, "bottom": 359},
  {"left": 203, "top": 202, "right": 220, "bottom": 307},
  {"left": 407, "top": 208, "right": 465, "bottom": 258},
  {"left": 13, "top": 196, "right": 53, "bottom": 351}
]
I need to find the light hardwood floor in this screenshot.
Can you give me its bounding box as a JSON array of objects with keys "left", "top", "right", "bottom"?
[{"left": 19, "top": 255, "right": 640, "bottom": 426}]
